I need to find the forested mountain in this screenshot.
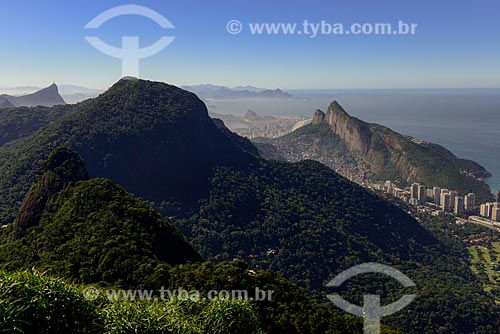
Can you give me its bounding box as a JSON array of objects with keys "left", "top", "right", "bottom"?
[
  {"left": 0, "top": 147, "right": 201, "bottom": 286},
  {"left": 0, "top": 104, "right": 74, "bottom": 148},
  {"left": 0, "top": 77, "right": 258, "bottom": 223},
  {"left": 255, "top": 101, "right": 493, "bottom": 202},
  {"left": 0, "top": 79, "right": 496, "bottom": 333},
  {"left": 0, "top": 148, "right": 370, "bottom": 333}
]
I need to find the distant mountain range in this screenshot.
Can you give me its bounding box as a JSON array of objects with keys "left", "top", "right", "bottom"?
[
  {"left": 0, "top": 78, "right": 496, "bottom": 332},
  {"left": 182, "top": 84, "right": 293, "bottom": 99},
  {"left": 1, "top": 83, "right": 292, "bottom": 104},
  {"left": 0, "top": 84, "right": 66, "bottom": 107},
  {"left": 254, "top": 101, "right": 493, "bottom": 201}
]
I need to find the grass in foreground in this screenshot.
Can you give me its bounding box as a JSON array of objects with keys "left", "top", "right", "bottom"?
[{"left": 0, "top": 270, "right": 261, "bottom": 334}]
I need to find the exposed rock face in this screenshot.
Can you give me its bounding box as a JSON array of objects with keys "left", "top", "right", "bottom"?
[
  {"left": 13, "top": 147, "right": 88, "bottom": 238},
  {"left": 324, "top": 101, "right": 373, "bottom": 157},
  {"left": 311, "top": 109, "right": 325, "bottom": 125},
  {"left": 320, "top": 100, "right": 394, "bottom": 173},
  {"left": 0, "top": 83, "right": 66, "bottom": 107},
  {"left": 318, "top": 100, "right": 491, "bottom": 186},
  {"left": 255, "top": 100, "right": 493, "bottom": 201}
]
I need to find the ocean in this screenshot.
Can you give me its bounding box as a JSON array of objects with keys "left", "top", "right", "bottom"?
[{"left": 206, "top": 89, "right": 500, "bottom": 193}]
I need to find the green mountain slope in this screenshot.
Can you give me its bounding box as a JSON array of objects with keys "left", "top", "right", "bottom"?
[
  {"left": 0, "top": 149, "right": 369, "bottom": 334},
  {"left": 255, "top": 101, "right": 493, "bottom": 202},
  {"left": 177, "top": 158, "right": 496, "bottom": 333},
  {"left": 0, "top": 78, "right": 257, "bottom": 222},
  {"left": 0, "top": 147, "right": 202, "bottom": 287},
  {"left": 0, "top": 79, "right": 496, "bottom": 333},
  {"left": 0, "top": 104, "right": 74, "bottom": 148}
]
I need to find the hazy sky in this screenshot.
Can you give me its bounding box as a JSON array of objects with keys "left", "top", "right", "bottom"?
[{"left": 1, "top": 0, "right": 499, "bottom": 89}]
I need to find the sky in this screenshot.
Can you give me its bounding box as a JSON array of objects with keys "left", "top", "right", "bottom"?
[{"left": 0, "top": 0, "right": 499, "bottom": 89}]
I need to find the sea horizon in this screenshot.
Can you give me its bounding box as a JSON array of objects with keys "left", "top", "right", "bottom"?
[{"left": 207, "top": 89, "right": 500, "bottom": 194}]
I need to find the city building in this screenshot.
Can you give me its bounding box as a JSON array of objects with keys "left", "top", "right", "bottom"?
[
  {"left": 433, "top": 187, "right": 441, "bottom": 204},
  {"left": 454, "top": 196, "right": 464, "bottom": 215},
  {"left": 432, "top": 210, "right": 445, "bottom": 217},
  {"left": 449, "top": 191, "right": 458, "bottom": 208},
  {"left": 480, "top": 204, "right": 487, "bottom": 217},
  {"left": 464, "top": 193, "right": 476, "bottom": 211},
  {"left": 492, "top": 205, "right": 500, "bottom": 222},
  {"left": 496, "top": 190, "right": 500, "bottom": 203},
  {"left": 385, "top": 180, "right": 393, "bottom": 193},
  {"left": 410, "top": 183, "right": 419, "bottom": 201},
  {"left": 392, "top": 187, "right": 406, "bottom": 199},
  {"left": 418, "top": 185, "right": 426, "bottom": 203},
  {"left": 484, "top": 203, "right": 494, "bottom": 219},
  {"left": 409, "top": 198, "right": 419, "bottom": 206},
  {"left": 401, "top": 194, "right": 410, "bottom": 203},
  {"left": 480, "top": 203, "right": 498, "bottom": 220},
  {"left": 440, "top": 192, "right": 451, "bottom": 211}
]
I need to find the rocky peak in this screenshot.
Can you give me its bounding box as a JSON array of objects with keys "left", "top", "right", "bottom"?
[
  {"left": 322, "top": 100, "right": 372, "bottom": 156},
  {"left": 328, "top": 100, "right": 348, "bottom": 114},
  {"left": 13, "top": 147, "right": 88, "bottom": 238},
  {"left": 1, "top": 83, "right": 66, "bottom": 107},
  {"left": 41, "top": 83, "right": 59, "bottom": 93},
  {"left": 311, "top": 109, "right": 325, "bottom": 125},
  {"left": 24, "top": 83, "right": 66, "bottom": 106}
]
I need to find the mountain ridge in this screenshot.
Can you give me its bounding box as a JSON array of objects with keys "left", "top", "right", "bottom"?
[
  {"left": 183, "top": 84, "right": 293, "bottom": 99},
  {"left": 0, "top": 146, "right": 372, "bottom": 333},
  {"left": 255, "top": 100, "right": 493, "bottom": 201},
  {"left": 0, "top": 78, "right": 258, "bottom": 222},
  {"left": 0, "top": 83, "right": 66, "bottom": 107},
  {"left": 0, "top": 79, "right": 496, "bottom": 332},
  {"left": 2, "top": 147, "right": 202, "bottom": 286}
]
